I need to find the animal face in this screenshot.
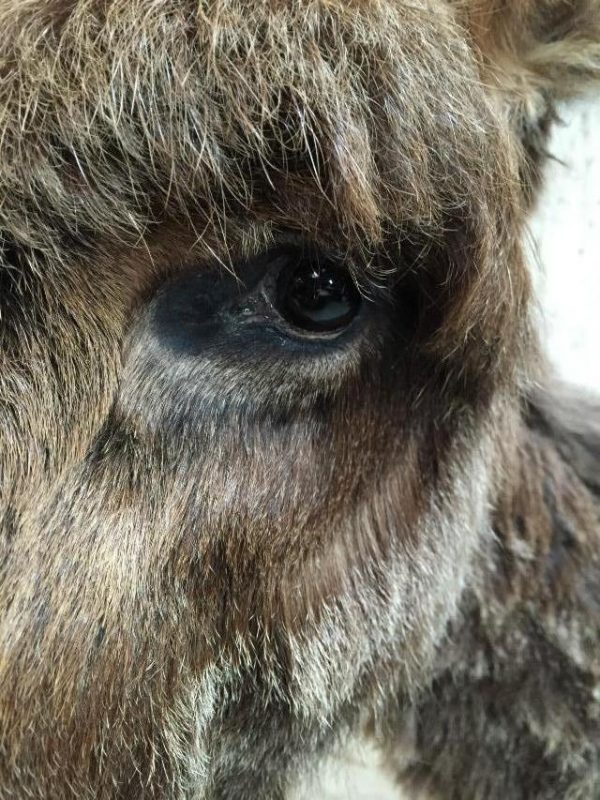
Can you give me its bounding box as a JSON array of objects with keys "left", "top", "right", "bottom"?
[{"left": 0, "top": 1, "right": 598, "bottom": 797}]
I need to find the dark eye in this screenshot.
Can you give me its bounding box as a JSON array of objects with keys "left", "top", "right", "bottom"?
[{"left": 276, "top": 253, "right": 361, "bottom": 333}]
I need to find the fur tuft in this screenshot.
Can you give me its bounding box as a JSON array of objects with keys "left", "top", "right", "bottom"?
[{"left": 457, "top": 0, "right": 600, "bottom": 196}]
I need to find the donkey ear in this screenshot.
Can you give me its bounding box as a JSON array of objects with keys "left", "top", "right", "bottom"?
[{"left": 460, "top": 0, "right": 600, "bottom": 199}]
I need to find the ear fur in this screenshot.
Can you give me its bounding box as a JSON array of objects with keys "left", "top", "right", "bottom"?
[{"left": 456, "top": 1, "right": 600, "bottom": 198}]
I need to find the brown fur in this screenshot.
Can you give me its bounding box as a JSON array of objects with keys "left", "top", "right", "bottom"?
[
  {"left": 0, "top": 1, "right": 598, "bottom": 798},
  {"left": 458, "top": 0, "right": 600, "bottom": 197}
]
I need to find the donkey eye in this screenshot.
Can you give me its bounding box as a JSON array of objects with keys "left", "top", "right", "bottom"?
[{"left": 276, "top": 254, "right": 361, "bottom": 333}]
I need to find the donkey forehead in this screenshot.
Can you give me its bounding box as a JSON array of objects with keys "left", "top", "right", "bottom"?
[{"left": 0, "top": 0, "right": 516, "bottom": 268}]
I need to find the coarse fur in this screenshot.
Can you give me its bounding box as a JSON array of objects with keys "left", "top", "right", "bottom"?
[{"left": 0, "top": 1, "right": 598, "bottom": 798}]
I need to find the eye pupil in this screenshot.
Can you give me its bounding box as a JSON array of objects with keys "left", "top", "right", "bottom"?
[{"left": 277, "top": 255, "right": 361, "bottom": 333}]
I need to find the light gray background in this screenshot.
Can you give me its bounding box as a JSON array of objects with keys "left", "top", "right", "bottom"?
[
  {"left": 532, "top": 94, "right": 600, "bottom": 392},
  {"left": 294, "top": 92, "right": 600, "bottom": 799}
]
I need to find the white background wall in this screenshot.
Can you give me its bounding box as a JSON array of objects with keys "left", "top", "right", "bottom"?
[
  {"left": 532, "top": 94, "right": 600, "bottom": 393},
  {"left": 298, "top": 92, "right": 600, "bottom": 799}
]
